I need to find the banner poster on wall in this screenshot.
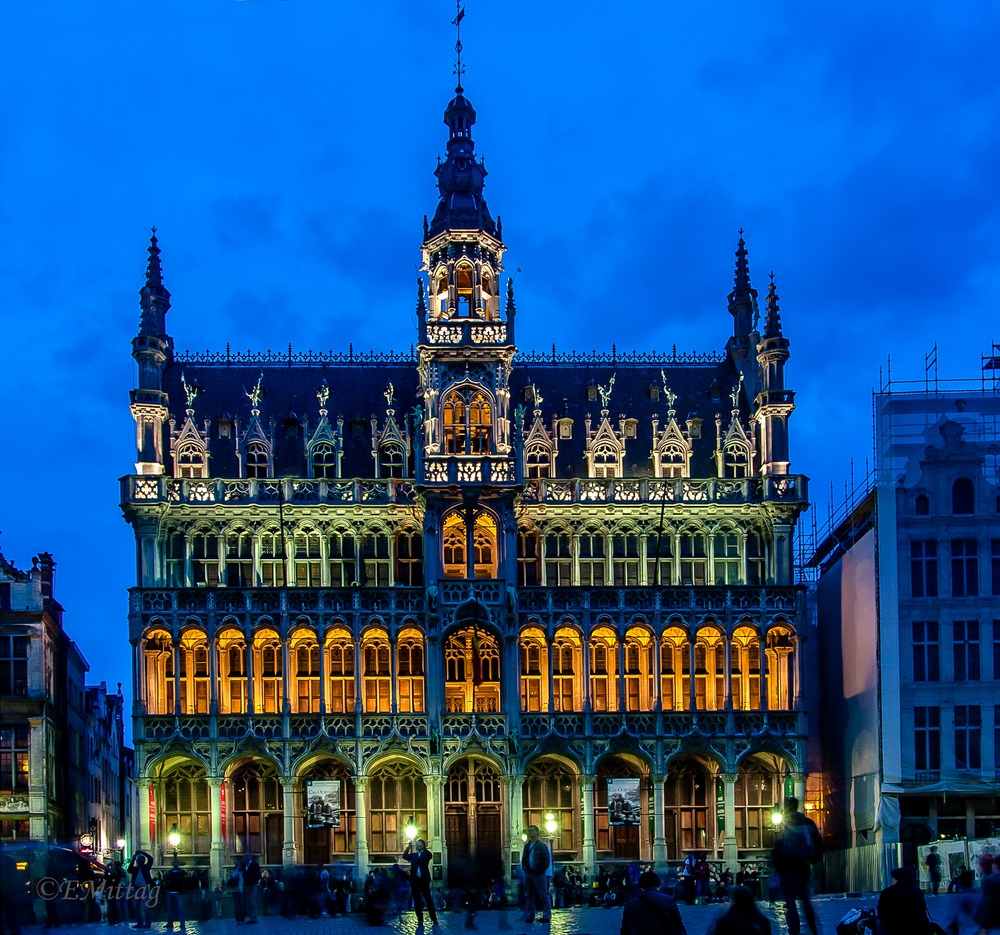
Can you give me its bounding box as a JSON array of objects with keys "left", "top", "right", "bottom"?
[
  {"left": 306, "top": 780, "right": 341, "bottom": 829},
  {"left": 148, "top": 787, "right": 156, "bottom": 843},
  {"left": 917, "top": 840, "right": 968, "bottom": 892},
  {"left": 716, "top": 778, "right": 726, "bottom": 832},
  {"left": 607, "top": 778, "right": 641, "bottom": 826},
  {"left": 220, "top": 784, "right": 227, "bottom": 842}
]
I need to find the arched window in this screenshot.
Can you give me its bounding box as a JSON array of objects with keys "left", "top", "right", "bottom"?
[
  {"left": 612, "top": 532, "right": 640, "bottom": 586},
  {"left": 367, "top": 761, "right": 427, "bottom": 859},
  {"left": 731, "top": 625, "right": 761, "bottom": 711},
  {"left": 396, "top": 628, "right": 425, "bottom": 713},
  {"left": 660, "top": 626, "right": 688, "bottom": 712},
  {"left": 723, "top": 442, "right": 751, "bottom": 478},
  {"left": 525, "top": 443, "right": 552, "bottom": 478},
  {"left": 766, "top": 626, "right": 795, "bottom": 710},
  {"left": 746, "top": 531, "right": 766, "bottom": 586},
  {"left": 226, "top": 529, "right": 253, "bottom": 587},
  {"left": 191, "top": 529, "right": 220, "bottom": 587},
  {"left": 578, "top": 531, "right": 606, "bottom": 586},
  {"left": 361, "top": 629, "right": 391, "bottom": 712},
  {"left": 914, "top": 494, "right": 930, "bottom": 515},
  {"left": 713, "top": 531, "right": 742, "bottom": 585},
  {"left": 443, "top": 389, "right": 493, "bottom": 455},
  {"left": 552, "top": 626, "right": 581, "bottom": 711},
  {"left": 395, "top": 530, "right": 423, "bottom": 586},
  {"left": 660, "top": 444, "right": 686, "bottom": 479},
  {"left": 442, "top": 510, "right": 497, "bottom": 579},
  {"left": 362, "top": 532, "right": 391, "bottom": 587},
  {"left": 143, "top": 630, "right": 174, "bottom": 714},
  {"left": 294, "top": 531, "right": 322, "bottom": 587},
  {"left": 589, "top": 626, "right": 618, "bottom": 712},
  {"left": 623, "top": 628, "right": 652, "bottom": 711},
  {"left": 254, "top": 629, "right": 283, "bottom": 714},
  {"left": 519, "top": 627, "right": 548, "bottom": 712},
  {"left": 328, "top": 531, "right": 356, "bottom": 587},
  {"left": 326, "top": 627, "right": 355, "bottom": 713},
  {"left": 455, "top": 263, "right": 474, "bottom": 317},
  {"left": 311, "top": 443, "right": 338, "bottom": 479},
  {"left": 291, "top": 631, "right": 320, "bottom": 713},
  {"left": 663, "top": 760, "right": 711, "bottom": 858},
  {"left": 245, "top": 441, "right": 270, "bottom": 478},
  {"left": 176, "top": 443, "right": 207, "bottom": 479},
  {"left": 178, "top": 631, "right": 210, "bottom": 714},
  {"left": 694, "top": 627, "right": 725, "bottom": 711},
  {"left": 592, "top": 442, "right": 619, "bottom": 478},
  {"left": 646, "top": 532, "right": 673, "bottom": 586},
  {"left": 734, "top": 762, "right": 781, "bottom": 849},
  {"left": 229, "top": 761, "right": 282, "bottom": 862},
  {"left": 218, "top": 628, "right": 247, "bottom": 714},
  {"left": 260, "top": 530, "right": 286, "bottom": 587},
  {"left": 679, "top": 530, "right": 708, "bottom": 586},
  {"left": 523, "top": 760, "right": 577, "bottom": 853},
  {"left": 544, "top": 530, "right": 571, "bottom": 586},
  {"left": 166, "top": 531, "right": 186, "bottom": 586},
  {"left": 952, "top": 477, "right": 975, "bottom": 514},
  {"left": 517, "top": 530, "right": 540, "bottom": 587},
  {"left": 445, "top": 624, "right": 500, "bottom": 713},
  {"left": 300, "top": 761, "right": 356, "bottom": 863},
  {"left": 380, "top": 443, "right": 405, "bottom": 479},
  {"left": 160, "top": 764, "right": 211, "bottom": 855}
]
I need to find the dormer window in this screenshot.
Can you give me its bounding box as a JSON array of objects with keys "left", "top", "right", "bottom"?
[
  {"left": 380, "top": 443, "right": 405, "bottom": 479},
  {"left": 456, "top": 264, "right": 474, "bottom": 317},
  {"left": 245, "top": 442, "right": 270, "bottom": 478},
  {"left": 723, "top": 442, "right": 751, "bottom": 478},
  {"left": 311, "top": 443, "right": 337, "bottom": 479},
  {"left": 176, "top": 444, "right": 206, "bottom": 479},
  {"left": 593, "top": 443, "right": 619, "bottom": 478}
]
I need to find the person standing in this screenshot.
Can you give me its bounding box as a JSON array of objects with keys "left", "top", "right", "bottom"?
[
  {"left": 620, "top": 870, "right": 686, "bottom": 935},
  {"left": 925, "top": 846, "right": 942, "bottom": 896},
  {"left": 401, "top": 839, "right": 438, "bottom": 929},
  {"left": 706, "top": 885, "right": 771, "bottom": 935},
  {"left": 127, "top": 851, "right": 154, "bottom": 930},
  {"left": 521, "top": 826, "right": 551, "bottom": 923},
  {"left": 242, "top": 855, "right": 261, "bottom": 924},
  {"left": 164, "top": 859, "right": 186, "bottom": 932},
  {"left": 974, "top": 868, "right": 1000, "bottom": 934},
  {"left": 876, "top": 867, "right": 933, "bottom": 935},
  {"left": 771, "top": 796, "right": 822, "bottom": 935}
]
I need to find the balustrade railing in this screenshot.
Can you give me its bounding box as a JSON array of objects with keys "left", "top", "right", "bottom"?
[
  {"left": 521, "top": 475, "right": 807, "bottom": 505},
  {"left": 124, "top": 476, "right": 417, "bottom": 506}
]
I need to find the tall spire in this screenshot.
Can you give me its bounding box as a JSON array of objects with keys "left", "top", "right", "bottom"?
[
  {"left": 726, "top": 229, "right": 758, "bottom": 361},
  {"left": 138, "top": 227, "right": 171, "bottom": 337},
  {"left": 764, "top": 271, "right": 783, "bottom": 338},
  {"left": 452, "top": 2, "right": 466, "bottom": 93}
]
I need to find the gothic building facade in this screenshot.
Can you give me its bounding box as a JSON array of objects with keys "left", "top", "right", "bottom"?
[{"left": 121, "top": 80, "right": 810, "bottom": 882}]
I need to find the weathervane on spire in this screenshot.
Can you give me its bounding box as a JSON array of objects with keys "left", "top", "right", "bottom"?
[
  {"left": 317, "top": 380, "right": 330, "bottom": 413},
  {"left": 246, "top": 373, "right": 264, "bottom": 411},
  {"left": 181, "top": 372, "right": 199, "bottom": 410},
  {"left": 452, "top": 2, "right": 466, "bottom": 91},
  {"left": 384, "top": 382, "right": 395, "bottom": 410},
  {"left": 730, "top": 372, "right": 744, "bottom": 411}
]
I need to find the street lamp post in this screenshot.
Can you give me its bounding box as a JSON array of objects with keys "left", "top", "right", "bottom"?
[
  {"left": 168, "top": 824, "right": 181, "bottom": 859},
  {"left": 404, "top": 818, "right": 418, "bottom": 846}
]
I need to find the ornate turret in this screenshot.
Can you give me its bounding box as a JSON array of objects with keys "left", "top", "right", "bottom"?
[
  {"left": 130, "top": 229, "right": 174, "bottom": 475},
  {"left": 754, "top": 273, "right": 794, "bottom": 475},
  {"left": 726, "top": 230, "right": 759, "bottom": 363}
]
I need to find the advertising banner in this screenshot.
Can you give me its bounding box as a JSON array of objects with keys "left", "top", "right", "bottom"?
[
  {"left": 220, "top": 783, "right": 227, "bottom": 842},
  {"left": 307, "top": 780, "right": 341, "bottom": 828},
  {"left": 607, "top": 778, "right": 640, "bottom": 826}
]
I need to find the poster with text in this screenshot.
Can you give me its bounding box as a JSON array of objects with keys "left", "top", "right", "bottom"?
[
  {"left": 917, "top": 840, "right": 967, "bottom": 891},
  {"left": 306, "top": 780, "right": 341, "bottom": 829},
  {"left": 608, "top": 778, "right": 641, "bottom": 826}
]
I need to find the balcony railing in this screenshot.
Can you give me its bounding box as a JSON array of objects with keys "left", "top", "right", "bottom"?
[
  {"left": 122, "top": 476, "right": 416, "bottom": 507},
  {"left": 131, "top": 587, "right": 425, "bottom": 617},
  {"left": 421, "top": 456, "right": 517, "bottom": 485},
  {"left": 521, "top": 475, "right": 807, "bottom": 506},
  {"left": 517, "top": 585, "right": 802, "bottom": 615}
]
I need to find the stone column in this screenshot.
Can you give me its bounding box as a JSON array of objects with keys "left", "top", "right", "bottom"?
[
  {"left": 208, "top": 778, "right": 224, "bottom": 883},
  {"left": 617, "top": 637, "right": 626, "bottom": 712},
  {"left": 724, "top": 637, "right": 733, "bottom": 711},
  {"left": 793, "top": 635, "right": 805, "bottom": 708},
  {"left": 581, "top": 774, "right": 597, "bottom": 880},
  {"left": 503, "top": 776, "right": 524, "bottom": 880},
  {"left": 547, "top": 635, "right": 555, "bottom": 714},
  {"left": 209, "top": 637, "right": 219, "bottom": 715},
  {"left": 651, "top": 774, "right": 667, "bottom": 868},
  {"left": 136, "top": 778, "right": 152, "bottom": 855},
  {"left": 688, "top": 639, "right": 697, "bottom": 711},
  {"left": 319, "top": 631, "right": 328, "bottom": 716},
  {"left": 425, "top": 775, "right": 446, "bottom": 871},
  {"left": 582, "top": 638, "right": 592, "bottom": 712},
  {"left": 652, "top": 635, "right": 662, "bottom": 711},
  {"left": 759, "top": 631, "right": 769, "bottom": 713},
  {"left": 281, "top": 639, "right": 291, "bottom": 714},
  {"left": 390, "top": 634, "right": 398, "bottom": 715},
  {"left": 354, "top": 776, "right": 370, "bottom": 878},
  {"left": 722, "top": 773, "right": 739, "bottom": 870},
  {"left": 246, "top": 635, "right": 255, "bottom": 715},
  {"left": 173, "top": 641, "right": 182, "bottom": 716},
  {"left": 282, "top": 779, "right": 298, "bottom": 869}
]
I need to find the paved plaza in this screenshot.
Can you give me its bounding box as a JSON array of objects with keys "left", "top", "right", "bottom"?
[{"left": 13, "top": 893, "right": 974, "bottom": 935}]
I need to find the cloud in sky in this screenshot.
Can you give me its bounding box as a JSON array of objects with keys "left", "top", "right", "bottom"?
[{"left": 1, "top": 0, "right": 997, "bottom": 702}]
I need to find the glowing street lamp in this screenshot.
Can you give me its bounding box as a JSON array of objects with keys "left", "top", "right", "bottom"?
[
  {"left": 116, "top": 837, "right": 126, "bottom": 858},
  {"left": 168, "top": 823, "right": 181, "bottom": 858},
  {"left": 544, "top": 812, "right": 558, "bottom": 840},
  {"left": 404, "top": 819, "right": 418, "bottom": 844},
  {"left": 770, "top": 810, "right": 784, "bottom": 828}
]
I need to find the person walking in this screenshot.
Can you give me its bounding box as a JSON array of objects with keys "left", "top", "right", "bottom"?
[
  {"left": 974, "top": 868, "right": 1000, "bottom": 934},
  {"left": 401, "top": 839, "right": 439, "bottom": 929},
  {"left": 620, "top": 870, "right": 686, "bottom": 935},
  {"left": 876, "top": 867, "right": 933, "bottom": 935},
  {"left": 521, "top": 825, "right": 551, "bottom": 923},
  {"left": 925, "top": 846, "right": 942, "bottom": 897},
  {"left": 242, "top": 855, "right": 261, "bottom": 924},
  {"left": 164, "top": 859, "right": 186, "bottom": 932},
  {"left": 771, "top": 796, "right": 823, "bottom": 935},
  {"left": 706, "top": 885, "right": 771, "bottom": 935}
]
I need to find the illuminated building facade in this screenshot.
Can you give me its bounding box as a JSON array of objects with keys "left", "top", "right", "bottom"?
[{"left": 120, "top": 80, "right": 811, "bottom": 882}]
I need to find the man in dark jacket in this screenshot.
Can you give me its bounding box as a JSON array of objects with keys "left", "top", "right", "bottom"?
[
  {"left": 243, "top": 854, "right": 262, "bottom": 924},
  {"left": 401, "top": 839, "right": 438, "bottom": 928},
  {"left": 620, "top": 871, "right": 686, "bottom": 935},
  {"left": 521, "top": 825, "right": 551, "bottom": 923},
  {"left": 771, "top": 797, "right": 823, "bottom": 935},
  {"left": 877, "top": 867, "right": 933, "bottom": 935}
]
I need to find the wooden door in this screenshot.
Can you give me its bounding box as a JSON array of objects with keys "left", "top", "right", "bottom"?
[
  {"left": 265, "top": 814, "right": 283, "bottom": 865},
  {"left": 612, "top": 823, "right": 639, "bottom": 860}
]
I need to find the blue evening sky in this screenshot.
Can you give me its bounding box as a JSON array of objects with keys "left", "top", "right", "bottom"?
[{"left": 1, "top": 1, "right": 997, "bottom": 704}]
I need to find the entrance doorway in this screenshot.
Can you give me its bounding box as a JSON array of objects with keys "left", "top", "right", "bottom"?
[{"left": 445, "top": 758, "right": 505, "bottom": 884}]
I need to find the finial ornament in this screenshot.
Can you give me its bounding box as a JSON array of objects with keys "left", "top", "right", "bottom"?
[
  {"left": 598, "top": 373, "right": 616, "bottom": 410},
  {"left": 730, "top": 372, "right": 744, "bottom": 411},
  {"left": 659, "top": 371, "right": 677, "bottom": 413},
  {"left": 246, "top": 373, "right": 264, "bottom": 411},
  {"left": 452, "top": 2, "right": 466, "bottom": 91},
  {"left": 317, "top": 380, "right": 330, "bottom": 412},
  {"left": 181, "top": 372, "right": 199, "bottom": 409},
  {"left": 384, "top": 382, "right": 395, "bottom": 409},
  {"left": 531, "top": 383, "right": 543, "bottom": 411}
]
